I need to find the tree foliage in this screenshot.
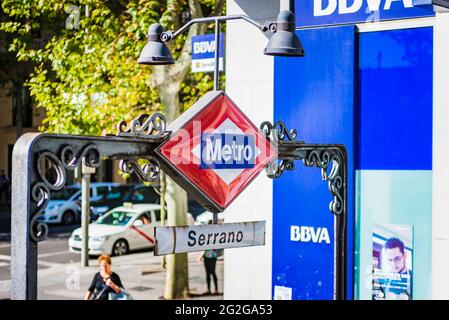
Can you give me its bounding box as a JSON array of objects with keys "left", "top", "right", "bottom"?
[{"left": 1, "top": 0, "right": 225, "bottom": 135}]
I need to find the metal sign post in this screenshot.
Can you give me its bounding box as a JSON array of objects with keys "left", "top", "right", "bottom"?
[
  {"left": 11, "top": 114, "right": 168, "bottom": 300},
  {"left": 260, "top": 121, "right": 348, "bottom": 301},
  {"left": 10, "top": 9, "right": 348, "bottom": 301},
  {"left": 81, "top": 162, "right": 95, "bottom": 267}
]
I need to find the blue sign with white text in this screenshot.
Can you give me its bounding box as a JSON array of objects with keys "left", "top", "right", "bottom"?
[
  {"left": 200, "top": 133, "right": 256, "bottom": 169},
  {"left": 191, "top": 33, "right": 224, "bottom": 73},
  {"left": 273, "top": 26, "right": 356, "bottom": 300},
  {"left": 295, "top": 0, "right": 434, "bottom": 28},
  {"left": 191, "top": 33, "right": 224, "bottom": 60}
]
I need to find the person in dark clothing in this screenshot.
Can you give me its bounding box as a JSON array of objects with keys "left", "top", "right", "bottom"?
[
  {"left": 0, "top": 170, "right": 10, "bottom": 205},
  {"left": 84, "top": 255, "right": 123, "bottom": 300},
  {"left": 197, "top": 249, "right": 220, "bottom": 295}
]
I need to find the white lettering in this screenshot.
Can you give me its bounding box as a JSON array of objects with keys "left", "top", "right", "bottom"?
[
  {"left": 310, "top": 227, "right": 320, "bottom": 243},
  {"left": 301, "top": 226, "right": 312, "bottom": 242},
  {"left": 243, "top": 145, "right": 252, "bottom": 161},
  {"left": 291, "top": 226, "right": 300, "bottom": 241},
  {"left": 290, "top": 226, "right": 331, "bottom": 244},
  {"left": 205, "top": 41, "right": 215, "bottom": 53},
  {"left": 384, "top": 0, "right": 413, "bottom": 10},
  {"left": 339, "top": 0, "right": 363, "bottom": 14},
  {"left": 205, "top": 138, "right": 221, "bottom": 162},
  {"left": 314, "top": 0, "right": 338, "bottom": 16},
  {"left": 221, "top": 144, "right": 232, "bottom": 161},
  {"left": 314, "top": 0, "right": 415, "bottom": 16},
  {"left": 202, "top": 134, "right": 254, "bottom": 164},
  {"left": 319, "top": 228, "right": 331, "bottom": 244},
  {"left": 194, "top": 41, "right": 216, "bottom": 54},
  {"left": 193, "top": 42, "right": 201, "bottom": 54}
]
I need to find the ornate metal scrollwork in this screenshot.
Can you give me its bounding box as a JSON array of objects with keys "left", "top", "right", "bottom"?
[
  {"left": 303, "top": 150, "right": 344, "bottom": 215},
  {"left": 261, "top": 121, "right": 345, "bottom": 216},
  {"left": 60, "top": 143, "right": 101, "bottom": 169},
  {"left": 30, "top": 182, "right": 50, "bottom": 242},
  {"left": 117, "top": 113, "right": 168, "bottom": 138},
  {"left": 119, "top": 156, "right": 161, "bottom": 183},
  {"left": 261, "top": 121, "right": 299, "bottom": 179},
  {"left": 30, "top": 143, "right": 101, "bottom": 242},
  {"left": 265, "top": 159, "right": 295, "bottom": 179},
  {"left": 260, "top": 120, "right": 298, "bottom": 142}
]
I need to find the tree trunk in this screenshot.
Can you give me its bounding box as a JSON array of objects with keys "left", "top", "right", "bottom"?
[
  {"left": 163, "top": 177, "right": 189, "bottom": 299},
  {"left": 159, "top": 80, "right": 190, "bottom": 299},
  {"left": 153, "top": 0, "right": 224, "bottom": 300}
]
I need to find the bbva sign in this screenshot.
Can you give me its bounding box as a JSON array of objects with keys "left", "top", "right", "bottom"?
[
  {"left": 314, "top": 0, "right": 414, "bottom": 16},
  {"left": 290, "top": 225, "right": 331, "bottom": 244}
]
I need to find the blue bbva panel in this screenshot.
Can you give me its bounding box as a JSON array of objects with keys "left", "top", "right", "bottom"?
[
  {"left": 357, "top": 27, "right": 433, "bottom": 170},
  {"left": 273, "top": 26, "right": 355, "bottom": 300},
  {"left": 295, "top": 0, "right": 434, "bottom": 28},
  {"left": 191, "top": 33, "right": 224, "bottom": 60}
]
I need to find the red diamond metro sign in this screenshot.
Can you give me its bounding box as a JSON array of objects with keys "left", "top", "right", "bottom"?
[{"left": 156, "top": 91, "right": 277, "bottom": 213}]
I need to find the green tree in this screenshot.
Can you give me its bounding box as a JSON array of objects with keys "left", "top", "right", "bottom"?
[
  {"left": 1, "top": 0, "right": 224, "bottom": 135},
  {"left": 1, "top": 0, "right": 225, "bottom": 299}
]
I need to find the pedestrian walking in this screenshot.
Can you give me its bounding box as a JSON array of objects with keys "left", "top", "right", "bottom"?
[
  {"left": 197, "top": 249, "right": 221, "bottom": 295},
  {"left": 84, "top": 255, "right": 124, "bottom": 300}
]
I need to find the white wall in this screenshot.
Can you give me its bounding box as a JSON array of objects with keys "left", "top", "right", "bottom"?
[
  {"left": 432, "top": 11, "right": 449, "bottom": 300},
  {"left": 223, "top": 0, "right": 278, "bottom": 299}
]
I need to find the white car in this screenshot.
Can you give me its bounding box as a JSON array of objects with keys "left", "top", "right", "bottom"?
[
  {"left": 38, "top": 185, "right": 81, "bottom": 225},
  {"left": 38, "top": 182, "right": 119, "bottom": 225},
  {"left": 68, "top": 203, "right": 195, "bottom": 256},
  {"left": 194, "top": 211, "right": 224, "bottom": 225}
]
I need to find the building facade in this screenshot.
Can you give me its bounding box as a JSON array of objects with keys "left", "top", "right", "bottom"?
[
  {"left": 0, "top": 83, "right": 126, "bottom": 185},
  {"left": 224, "top": 0, "right": 448, "bottom": 300},
  {"left": 0, "top": 83, "right": 45, "bottom": 178}
]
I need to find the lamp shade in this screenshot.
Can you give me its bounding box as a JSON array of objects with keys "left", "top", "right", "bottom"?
[
  {"left": 264, "top": 10, "right": 305, "bottom": 57},
  {"left": 138, "top": 24, "right": 175, "bottom": 65}
]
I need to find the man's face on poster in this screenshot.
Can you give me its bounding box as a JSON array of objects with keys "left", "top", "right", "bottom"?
[{"left": 384, "top": 247, "right": 406, "bottom": 273}]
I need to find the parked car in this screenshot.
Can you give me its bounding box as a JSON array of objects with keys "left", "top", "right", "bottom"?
[
  {"left": 88, "top": 184, "right": 160, "bottom": 221},
  {"left": 37, "top": 185, "right": 81, "bottom": 225},
  {"left": 124, "top": 184, "right": 160, "bottom": 204},
  {"left": 88, "top": 184, "right": 136, "bottom": 221},
  {"left": 68, "top": 203, "right": 195, "bottom": 256},
  {"left": 38, "top": 182, "right": 119, "bottom": 225},
  {"left": 194, "top": 211, "right": 224, "bottom": 225}
]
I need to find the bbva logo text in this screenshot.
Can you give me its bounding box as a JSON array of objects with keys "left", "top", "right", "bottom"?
[
  {"left": 193, "top": 40, "right": 216, "bottom": 54},
  {"left": 314, "top": 0, "right": 414, "bottom": 16},
  {"left": 290, "top": 225, "right": 331, "bottom": 244}
]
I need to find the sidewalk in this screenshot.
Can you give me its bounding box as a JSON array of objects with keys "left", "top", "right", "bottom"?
[{"left": 0, "top": 250, "right": 223, "bottom": 300}]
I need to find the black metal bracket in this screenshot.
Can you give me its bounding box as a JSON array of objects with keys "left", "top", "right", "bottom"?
[
  {"left": 11, "top": 113, "right": 170, "bottom": 300},
  {"left": 261, "top": 121, "right": 348, "bottom": 301},
  {"left": 11, "top": 113, "right": 348, "bottom": 301}
]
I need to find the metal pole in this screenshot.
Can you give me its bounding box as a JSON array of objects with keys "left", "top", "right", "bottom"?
[
  {"left": 10, "top": 119, "right": 168, "bottom": 300},
  {"left": 11, "top": 134, "right": 39, "bottom": 300},
  {"left": 169, "top": 15, "right": 265, "bottom": 40},
  {"left": 81, "top": 163, "right": 91, "bottom": 267},
  {"left": 262, "top": 122, "right": 348, "bottom": 300},
  {"left": 160, "top": 171, "right": 167, "bottom": 269},
  {"left": 214, "top": 19, "right": 220, "bottom": 91}
]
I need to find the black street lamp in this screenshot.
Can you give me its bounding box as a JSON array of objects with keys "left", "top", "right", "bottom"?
[
  {"left": 138, "top": 10, "right": 305, "bottom": 90},
  {"left": 10, "top": 7, "right": 348, "bottom": 301},
  {"left": 137, "top": 8, "right": 348, "bottom": 301}
]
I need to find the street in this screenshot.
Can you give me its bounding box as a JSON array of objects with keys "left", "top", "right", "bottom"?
[{"left": 0, "top": 207, "right": 223, "bottom": 300}]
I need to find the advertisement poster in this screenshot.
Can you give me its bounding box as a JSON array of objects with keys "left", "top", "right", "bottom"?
[{"left": 372, "top": 223, "right": 413, "bottom": 300}]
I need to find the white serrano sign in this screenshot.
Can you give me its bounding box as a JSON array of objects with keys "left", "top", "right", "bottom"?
[{"left": 154, "top": 221, "right": 266, "bottom": 256}]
